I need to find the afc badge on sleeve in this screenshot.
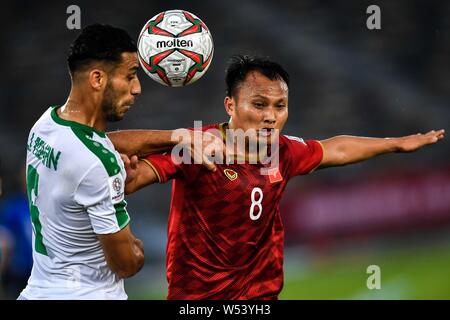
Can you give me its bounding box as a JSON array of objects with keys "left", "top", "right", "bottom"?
[{"left": 108, "top": 173, "right": 125, "bottom": 204}]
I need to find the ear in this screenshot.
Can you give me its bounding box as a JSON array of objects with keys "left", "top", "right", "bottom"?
[
  {"left": 224, "top": 96, "right": 235, "bottom": 117},
  {"left": 88, "top": 69, "right": 107, "bottom": 91}
]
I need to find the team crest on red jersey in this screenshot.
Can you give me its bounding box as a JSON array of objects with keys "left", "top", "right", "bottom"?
[
  {"left": 223, "top": 169, "right": 238, "bottom": 181},
  {"left": 267, "top": 167, "right": 283, "bottom": 183}
]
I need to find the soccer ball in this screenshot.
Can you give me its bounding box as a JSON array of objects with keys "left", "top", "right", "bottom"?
[{"left": 137, "top": 10, "right": 214, "bottom": 87}]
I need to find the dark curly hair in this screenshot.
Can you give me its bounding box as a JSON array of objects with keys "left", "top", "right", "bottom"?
[{"left": 67, "top": 24, "right": 137, "bottom": 75}]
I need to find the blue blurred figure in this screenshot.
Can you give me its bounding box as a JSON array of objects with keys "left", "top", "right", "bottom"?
[{"left": 0, "top": 166, "right": 32, "bottom": 298}]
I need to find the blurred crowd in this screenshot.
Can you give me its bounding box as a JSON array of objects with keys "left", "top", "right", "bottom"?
[{"left": 0, "top": 166, "right": 32, "bottom": 299}]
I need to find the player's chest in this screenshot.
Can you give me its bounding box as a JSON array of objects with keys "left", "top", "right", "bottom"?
[{"left": 191, "top": 164, "right": 287, "bottom": 199}]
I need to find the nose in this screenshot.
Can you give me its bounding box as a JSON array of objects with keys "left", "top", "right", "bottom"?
[
  {"left": 131, "top": 77, "right": 141, "bottom": 96},
  {"left": 263, "top": 106, "right": 276, "bottom": 125}
]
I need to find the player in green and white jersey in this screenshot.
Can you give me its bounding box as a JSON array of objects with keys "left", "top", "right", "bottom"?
[{"left": 23, "top": 105, "right": 136, "bottom": 299}]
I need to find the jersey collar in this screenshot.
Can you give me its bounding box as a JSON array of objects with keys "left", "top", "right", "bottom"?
[{"left": 50, "top": 106, "right": 107, "bottom": 138}]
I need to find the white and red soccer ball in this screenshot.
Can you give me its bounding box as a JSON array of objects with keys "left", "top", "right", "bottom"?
[{"left": 137, "top": 10, "right": 214, "bottom": 87}]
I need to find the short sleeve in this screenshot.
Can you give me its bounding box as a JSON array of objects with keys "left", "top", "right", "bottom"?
[
  {"left": 74, "top": 162, "right": 130, "bottom": 234},
  {"left": 142, "top": 153, "right": 180, "bottom": 183},
  {"left": 283, "top": 135, "right": 324, "bottom": 177}
]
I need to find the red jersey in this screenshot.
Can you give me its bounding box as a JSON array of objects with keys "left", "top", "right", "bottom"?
[{"left": 144, "top": 124, "right": 323, "bottom": 299}]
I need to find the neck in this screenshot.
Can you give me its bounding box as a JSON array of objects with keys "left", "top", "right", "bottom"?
[
  {"left": 225, "top": 120, "right": 258, "bottom": 160},
  {"left": 227, "top": 118, "right": 237, "bottom": 131},
  {"left": 58, "top": 85, "right": 107, "bottom": 132}
]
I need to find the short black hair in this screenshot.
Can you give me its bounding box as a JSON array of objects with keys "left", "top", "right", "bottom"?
[
  {"left": 67, "top": 24, "right": 137, "bottom": 74},
  {"left": 225, "top": 55, "right": 290, "bottom": 97}
]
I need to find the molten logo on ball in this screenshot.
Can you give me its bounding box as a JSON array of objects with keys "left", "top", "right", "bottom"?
[{"left": 137, "top": 10, "right": 214, "bottom": 87}]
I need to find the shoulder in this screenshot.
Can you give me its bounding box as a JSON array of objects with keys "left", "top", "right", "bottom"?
[
  {"left": 187, "top": 123, "right": 222, "bottom": 134},
  {"left": 281, "top": 134, "right": 307, "bottom": 145},
  {"left": 54, "top": 128, "right": 121, "bottom": 180},
  {"left": 186, "top": 123, "right": 220, "bottom": 131},
  {"left": 280, "top": 134, "right": 321, "bottom": 148},
  {"left": 75, "top": 134, "right": 122, "bottom": 179},
  {"left": 202, "top": 123, "right": 221, "bottom": 132},
  {"left": 279, "top": 134, "right": 322, "bottom": 158},
  {"left": 279, "top": 134, "right": 306, "bottom": 153},
  {"left": 28, "top": 107, "right": 54, "bottom": 135}
]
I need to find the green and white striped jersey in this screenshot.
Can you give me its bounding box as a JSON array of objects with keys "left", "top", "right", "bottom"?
[{"left": 21, "top": 106, "right": 130, "bottom": 299}]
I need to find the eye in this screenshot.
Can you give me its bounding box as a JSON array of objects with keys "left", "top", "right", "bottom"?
[
  {"left": 128, "top": 73, "right": 137, "bottom": 80},
  {"left": 253, "top": 102, "right": 264, "bottom": 108}
]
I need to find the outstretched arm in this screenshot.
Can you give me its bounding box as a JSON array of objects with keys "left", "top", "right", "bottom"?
[
  {"left": 109, "top": 129, "right": 223, "bottom": 172},
  {"left": 319, "top": 129, "right": 445, "bottom": 169},
  {"left": 108, "top": 130, "right": 175, "bottom": 158}
]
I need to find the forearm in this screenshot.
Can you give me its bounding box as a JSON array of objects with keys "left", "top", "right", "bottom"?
[
  {"left": 108, "top": 130, "right": 176, "bottom": 157},
  {"left": 320, "top": 135, "right": 400, "bottom": 167},
  {"left": 98, "top": 225, "right": 145, "bottom": 279},
  {"left": 114, "top": 236, "right": 144, "bottom": 278},
  {"left": 318, "top": 129, "right": 444, "bottom": 168},
  {"left": 124, "top": 160, "right": 160, "bottom": 194}
]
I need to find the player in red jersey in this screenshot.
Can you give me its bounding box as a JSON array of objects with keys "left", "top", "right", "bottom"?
[{"left": 120, "top": 55, "right": 444, "bottom": 299}]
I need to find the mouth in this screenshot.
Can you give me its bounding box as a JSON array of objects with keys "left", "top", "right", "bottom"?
[
  {"left": 123, "top": 101, "right": 134, "bottom": 110},
  {"left": 259, "top": 128, "right": 275, "bottom": 137}
]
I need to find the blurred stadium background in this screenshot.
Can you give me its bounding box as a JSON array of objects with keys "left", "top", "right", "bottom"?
[{"left": 0, "top": 0, "right": 449, "bottom": 299}]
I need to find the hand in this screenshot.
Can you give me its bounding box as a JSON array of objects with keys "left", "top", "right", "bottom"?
[
  {"left": 133, "top": 237, "right": 144, "bottom": 254},
  {"left": 190, "top": 131, "right": 224, "bottom": 172},
  {"left": 172, "top": 129, "right": 224, "bottom": 172},
  {"left": 396, "top": 129, "right": 445, "bottom": 152},
  {"left": 132, "top": 236, "right": 145, "bottom": 273},
  {"left": 129, "top": 232, "right": 144, "bottom": 269},
  {"left": 120, "top": 154, "right": 139, "bottom": 183}
]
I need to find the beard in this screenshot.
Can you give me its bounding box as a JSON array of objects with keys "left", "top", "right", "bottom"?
[{"left": 101, "top": 80, "right": 123, "bottom": 122}]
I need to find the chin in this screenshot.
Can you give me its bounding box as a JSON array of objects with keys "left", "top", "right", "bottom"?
[{"left": 106, "top": 113, "right": 124, "bottom": 122}]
